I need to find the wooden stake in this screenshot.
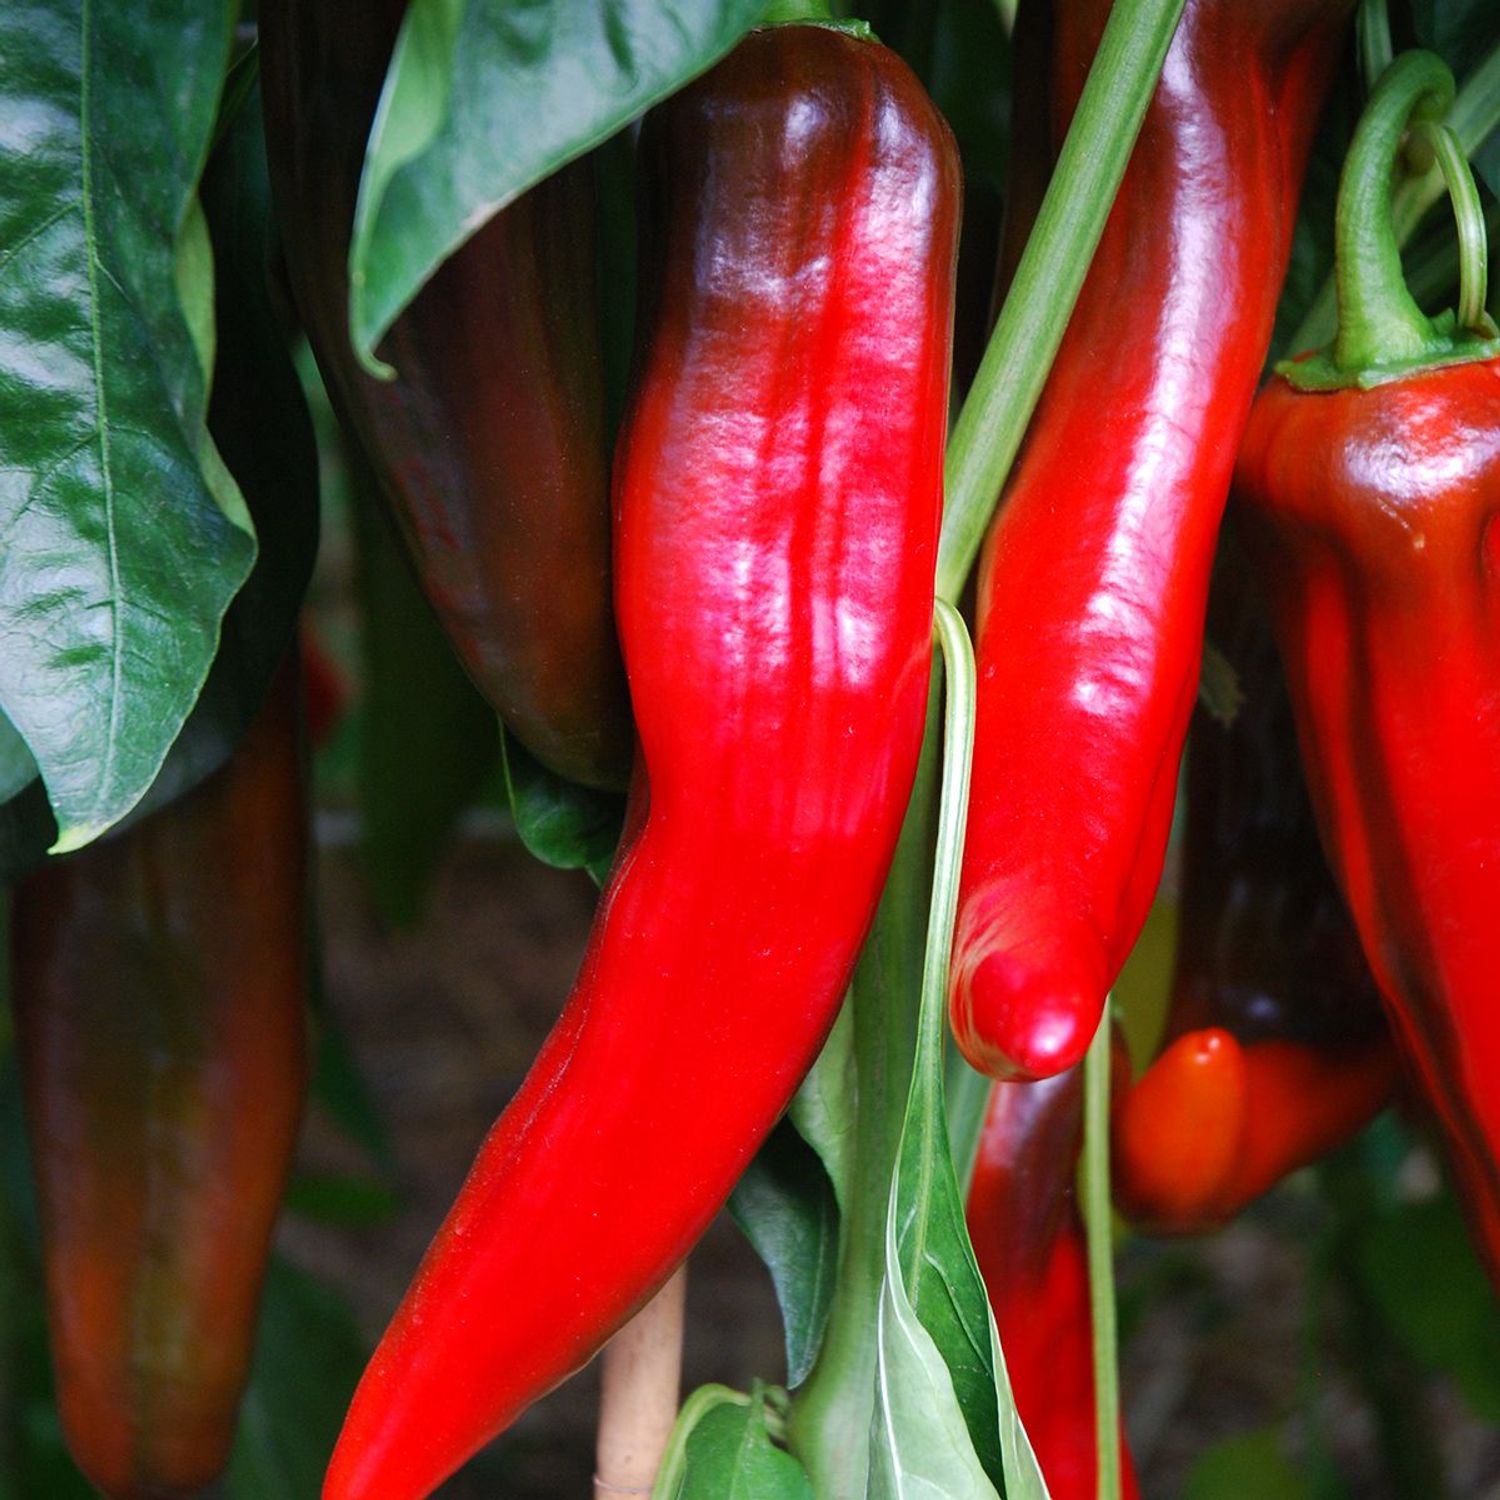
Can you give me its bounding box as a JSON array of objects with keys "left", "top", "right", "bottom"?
[{"left": 593, "top": 1263, "right": 688, "bottom": 1497}]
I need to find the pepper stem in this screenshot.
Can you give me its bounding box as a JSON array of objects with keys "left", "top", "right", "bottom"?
[
  {"left": 1415, "top": 120, "right": 1493, "bottom": 334},
  {"left": 1332, "top": 52, "right": 1455, "bottom": 373}
]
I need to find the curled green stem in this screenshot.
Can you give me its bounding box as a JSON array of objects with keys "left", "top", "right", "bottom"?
[
  {"left": 1415, "top": 120, "right": 1491, "bottom": 333},
  {"left": 1332, "top": 51, "right": 1456, "bottom": 373}
]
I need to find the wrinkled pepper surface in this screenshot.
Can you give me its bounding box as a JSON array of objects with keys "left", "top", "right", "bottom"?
[
  {"left": 1114, "top": 550, "right": 1396, "bottom": 1233},
  {"left": 950, "top": 0, "right": 1351, "bottom": 1080},
  {"left": 10, "top": 663, "right": 308, "bottom": 1499},
  {"left": 967, "top": 1071, "right": 1140, "bottom": 1500},
  {"left": 260, "top": 0, "right": 632, "bottom": 790},
  {"left": 1236, "top": 52, "right": 1500, "bottom": 1281},
  {"left": 323, "top": 26, "right": 960, "bottom": 1500}
]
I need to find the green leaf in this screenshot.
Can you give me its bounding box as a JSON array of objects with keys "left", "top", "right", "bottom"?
[
  {"left": 788, "top": 1003, "right": 858, "bottom": 1215},
  {"left": 500, "top": 724, "right": 624, "bottom": 886},
  {"left": 1356, "top": 1195, "right": 1500, "bottom": 1422},
  {"left": 730, "top": 1120, "right": 841, "bottom": 1389},
  {"left": 0, "top": 0, "right": 257, "bottom": 850},
  {"left": 347, "top": 0, "right": 767, "bottom": 371},
  {"left": 283, "top": 1172, "right": 401, "bottom": 1228},
  {"left": 1412, "top": 0, "right": 1500, "bottom": 74},
  {"left": 0, "top": 66, "right": 320, "bottom": 885},
  {"left": 1183, "top": 1428, "right": 1312, "bottom": 1500},
  {"left": 224, "top": 1259, "right": 369, "bottom": 1499},
  {"left": 868, "top": 1234, "right": 1001, "bottom": 1500},
  {"left": 0, "top": 718, "right": 37, "bottom": 807},
  {"left": 349, "top": 462, "right": 499, "bottom": 927},
  {"left": 873, "top": 605, "right": 1046, "bottom": 1500},
  {"left": 655, "top": 1384, "right": 814, "bottom": 1500}
]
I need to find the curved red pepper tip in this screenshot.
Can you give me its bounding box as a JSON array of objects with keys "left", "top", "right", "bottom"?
[{"left": 953, "top": 944, "right": 1102, "bottom": 1080}]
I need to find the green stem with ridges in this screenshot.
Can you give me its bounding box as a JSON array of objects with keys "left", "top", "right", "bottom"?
[
  {"left": 1331, "top": 52, "right": 1455, "bottom": 373},
  {"left": 936, "top": 0, "right": 1187, "bottom": 603}
]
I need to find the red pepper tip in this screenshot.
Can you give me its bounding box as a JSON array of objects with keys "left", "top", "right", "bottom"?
[{"left": 953, "top": 947, "right": 1103, "bottom": 1081}]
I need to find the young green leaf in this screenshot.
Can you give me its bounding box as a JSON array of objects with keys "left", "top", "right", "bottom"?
[
  {"left": 347, "top": 0, "right": 768, "bottom": 374},
  {"left": 499, "top": 726, "right": 624, "bottom": 886},
  {"left": 655, "top": 1384, "right": 814, "bottom": 1500},
  {"left": 0, "top": 1, "right": 257, "bottom": 850}
]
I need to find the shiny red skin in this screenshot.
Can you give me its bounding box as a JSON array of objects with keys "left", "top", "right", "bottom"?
[
  {"left": 949, "top": 0, "right": 1351, "bottom": 1081},
  {"left": 966, "top": 1072, "right": 1139, "bottom": 1500},
  {"left": 1114, "top": 555, "right": 1397, "bottom": 1234},
  {"left": 260, "top": 0, "right": 632, "bottom": 790},
  {"left": 323, "top": 28, "right": 959, "bottom": 1500},
  {"left": 11, "top": 666, "right": 308, "bottom": 1499},
  {"left": 1235, "top": 358, "right": 1500, "bottom": 1282}
]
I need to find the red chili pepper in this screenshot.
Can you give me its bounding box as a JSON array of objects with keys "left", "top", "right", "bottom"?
[
  {"left": 261, "top": 0, "right": 632, "bottom": 790},
  {"left": 967, "top": 1068, "right": 1140, "bottom": 1500},
  {"left": 949, "top": 0, "right": 1351, "bottom": 1081},
  {"left": 1235, "top": 52, "right": 1500, "bottom": 1279},
  {"left": 10, "top": 663, "right": 308, "bottom": 1499},
  {"left": 1114, "top": 551, "right": 1397, "bottom": 1233},
  {"left": 322, "top": 26, "right": 960, "bottom": 1500}
]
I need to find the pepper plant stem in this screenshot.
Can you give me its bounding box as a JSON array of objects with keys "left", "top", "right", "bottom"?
[
  {"left": 1332, "top": 53, "right": 1455, "bottom": 373},
  {"left": 1287, "top": 37, "right": 1500, "bottom": 356},
  {"left": 936, "top": 0, "right": 1187, "bottom": 603},
  {"left": 1082, "top": 1012, "right": 1121, "bottom": 1500}
]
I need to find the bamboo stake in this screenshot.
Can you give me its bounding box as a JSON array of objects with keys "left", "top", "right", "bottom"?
[{"left": 593, "top": 1264, "right": 688, "bottom": 1497}]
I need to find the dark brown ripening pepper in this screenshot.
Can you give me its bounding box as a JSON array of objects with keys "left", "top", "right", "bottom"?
[
  {"left": 1113, "top": 548, "right": 1397, "bottom": 1234},
  {"left": 10, "top": 663, "right": 309, "bottom": 1499},
  {"left": 260, "top": 0, "right": 632, "bottom": 790}
]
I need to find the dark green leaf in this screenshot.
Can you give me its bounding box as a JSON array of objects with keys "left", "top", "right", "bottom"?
[
  {"left": 284, "top": 1172, "right": 401, "bottom": 1228},
  {"left": 0, "top": 720, "right": 36, "bottom": 807},
  {"left": 500, "top": 725, "right": 624, "bottom": 885},
  {"left": 1356, "top": 1194, "right": 1500, "bottom": 1422},
  {"left": 1184, "top": 1428, "right": 1311, "bottom": 1500},
  {"left": 347, "top": 0, "right": 767, "bottom": 369},
  {"left": 309, "top": 1008, "right": 395, "bottom": 1172},
  {"left": 730, "top": 1120, "right": 840, "bottom": 1388},
  {"left": 224, "top": 1258, "right": 369, "bottom": 1499},
  {"left": 0, "top": 0, "right": 257, "bottom": 850},
  {"left": 1412, "top": 0, "right": 1500, "bottom": 73},
  {"left": 655, "top": 1384, "right": 814, "bottom": 1500},
  {"left": 349, "top": 460, "right": 499, "bottom": 927},
  {"left": 0, "top": 71, "right": 320, "bottom": 884}
]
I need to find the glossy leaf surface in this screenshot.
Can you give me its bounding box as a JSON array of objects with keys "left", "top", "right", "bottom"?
[
  {"left": 0, "top": 0, "right": 256, "bottom": 850},
  {"left": 347, "top": 0, "right": 767, "bottom": 369}
]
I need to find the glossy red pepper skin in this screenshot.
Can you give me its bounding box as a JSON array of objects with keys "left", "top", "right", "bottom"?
[
  {"left": 1235, "top": 357, "right": 1500, "bottom": 1280},
  {"left": 967, "top": 1072, "right": 1140, "bottom": 1500},
  {"left": 949, "top": 0, "right": 1351, "bottom": 1081},
  {"left": 10, "top": 664, "right": 308, "bottom": 1499},
  {"left": 260, "top": 0, "right": 632, "bottom": 790},
  {"left": 1114, "top": 555, "right": 1396, "bottom": 1233},
  {"left": 323, "top": 27, "right": 959, "bottom": 1500}
]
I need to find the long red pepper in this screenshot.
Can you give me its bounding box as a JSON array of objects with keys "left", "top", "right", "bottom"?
[
  {"left": 323, "top": 26, "right": 960, "bottom": 1500},
  {"left": 949, "top": 0, "right": 1351, "bottom": 1081},
  {"left": 1114, "top": 551, "right": 1396, "bottom": 1233},
  {"left": 1235, "top": 52, "right": 1500, "bottom": 1281},
  {"left": 261, "top": 0, "right": 632, "bottom": 791},
  {"left": 967, "top": 1071, "right": 1140, "bottom": 1500},
  {"left": 11, "top": 664, "right": 308, "bottom": 1499}
]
